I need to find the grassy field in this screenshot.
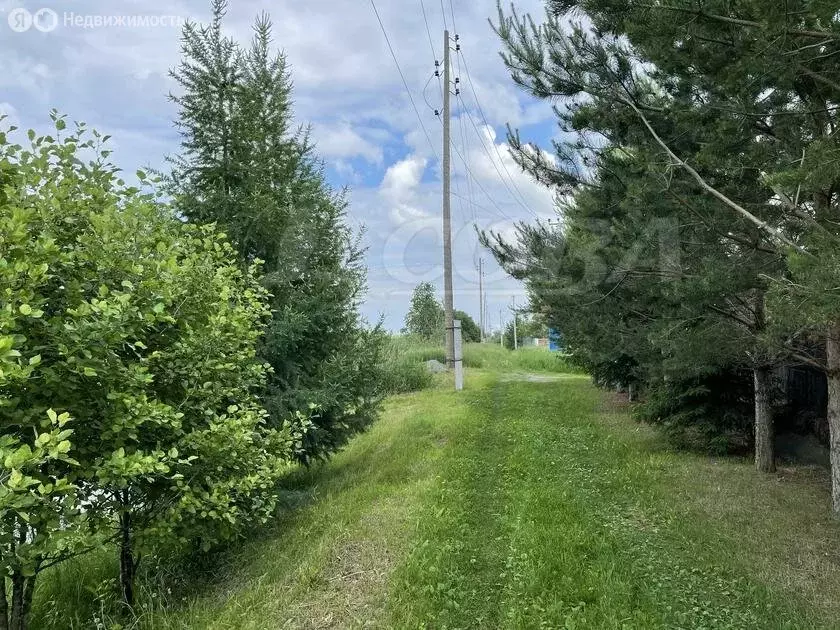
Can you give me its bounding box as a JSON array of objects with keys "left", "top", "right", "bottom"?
[{"left": 31, "top": 348, "right": 840, "bottom": 628}]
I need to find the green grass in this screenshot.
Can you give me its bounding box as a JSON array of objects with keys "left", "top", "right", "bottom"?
[
  {"left": 463, "top": 344, "right": 582, "bottom": 373},
  {"left": 385, "top": 336, "right": 581, "bottom": 375},
  {"left": 30, "top": 363, "right": 840, "bottom": 629}
]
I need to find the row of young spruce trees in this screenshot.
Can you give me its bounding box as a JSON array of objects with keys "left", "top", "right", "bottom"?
[
  {"left": 485, "top": 1, "right": 840, "bottom": 508},
  {"left": 0, "top": 3, "right": 384, "bottom": 628}
]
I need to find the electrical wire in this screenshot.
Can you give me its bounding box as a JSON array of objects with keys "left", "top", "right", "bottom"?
[
  {"left": 451, "top": 191, "right": 505, "bottom": 218},
  {"left": 457, "top": 93, "right": 537, "bottom": 218},
  {"left": 448, "top": 132, "right": 517, "bottom": 222},
  {"left": 444, "top": 0, "right": 531, "bottom": 216},
  {"left": 419, "top": 0, "right": 438, "bottom": 63},
  {"left": 453, "top": 36, "right": 477, "bottom": 224},
  {"left": 370, "top": 0, "right": 439, "bottom": 162},
  {"left": 447, "top": 0, "right": 458, "bottom": 36},
  {"left": 458, "top": 50, "right": 536, "bottom": 215},
  {"left": 422, "top": 72, "right": 438, "bottom": 114}
]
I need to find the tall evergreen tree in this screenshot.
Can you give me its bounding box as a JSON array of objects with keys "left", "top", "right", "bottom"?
[
  {"left": 167, "top": 1, "right": 384, "bottom": 463},
  {"left": 491, "top": 1, "right": 840, "bottom": 500}
]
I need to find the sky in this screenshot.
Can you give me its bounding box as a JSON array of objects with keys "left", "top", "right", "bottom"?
[{"left": 0, "top": 0, "right": 561, "bottom": 332}]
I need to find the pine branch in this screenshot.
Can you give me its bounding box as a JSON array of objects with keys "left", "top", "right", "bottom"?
[
  {"left": 636, "top": 4, "right": 840, "bottom": 41},
  {"left": 619, "top": 97, "right": 808, "bottom": 254}
]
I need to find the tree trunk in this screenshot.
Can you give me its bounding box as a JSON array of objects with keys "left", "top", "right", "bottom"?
[
  {"left": 9, "top": 575, "right": 22, "bottom": 630},
  {"left": 119, "top": 508, "right": 135, "bottom": 608},
  {"left": 0, "top": 576, "right": 9, "bottom": 630},
  {"left": 826, "top": 324, "right": 840, "bottom": 515},
  {"left": 20, "top": 577, "right": 34, "bottom": 630},
  {"left": 754, "top": 367, "right": 775, "bottom": 473},
  {"left": 8, "top": 575, "right": 35, "bottom": 630},
  {"left": 628, "top": 382, "right": 637, "bottom": 402}
]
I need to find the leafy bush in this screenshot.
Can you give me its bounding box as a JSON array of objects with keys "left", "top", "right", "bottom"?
[
  {"left": 0, "top": 116, "right": 292, "bottom": 622},
  {"left": 454, "top": 310, "right": 481, "bottom": 343}
]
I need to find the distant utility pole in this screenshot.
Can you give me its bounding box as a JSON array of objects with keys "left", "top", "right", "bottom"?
[
  {"left": 499, "top": 308, "right": 504, "bottom": 348},
  {"left": 442, "top": 29, "right": 455, "bottom": 371},
  {"left": 484, "top": 289, "right": 488, "bottom": 345},
  {"left": 478, "top": 257, "right": 485, "bottom": 342},
  {"left": 512, "top": 295, "right": 518, "bottom": 350}
]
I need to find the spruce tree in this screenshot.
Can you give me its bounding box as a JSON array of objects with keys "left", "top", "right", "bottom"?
[{"left": 167, "top": 1, "right": 384, "bottom": 463}]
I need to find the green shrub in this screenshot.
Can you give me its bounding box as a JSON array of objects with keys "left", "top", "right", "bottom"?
[
  {"left": 379, "top": 358, "right": 434, "bottom": 395},
  {"left": 633, "top": 370, "right": 754, "bottom": 455},
  {"left": 0, "top": 116, "right": 291, "bottom": 620},
  {"left": 377, "top": 337, "right": 436, "bottom": 395}
]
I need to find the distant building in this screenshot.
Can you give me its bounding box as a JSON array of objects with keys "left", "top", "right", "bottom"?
[{"left": 521, "top": 337, "right": 550, "bottom": 347}]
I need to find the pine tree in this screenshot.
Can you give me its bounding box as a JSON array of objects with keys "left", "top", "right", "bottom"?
[{"left": 491, "top": 1, "right": 840, "bottom": 494}]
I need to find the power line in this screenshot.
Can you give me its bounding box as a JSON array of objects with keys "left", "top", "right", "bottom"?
[
  {"left": 447, "top": 0, "right": 458, "bottom": 35},
  {"left": 450, "top": 191, "right": 504, "bottom": 219},
  {"left": 450, "top": 108, "right": 469, "bottom": 225},
  {"left": 439, "top": 0, "right": 448, "bottom": 32},
  {"left": 457, "top": 91, "right": 536, "bottom": 218},
  {"left": 449, "top": 135, "right": 517, "bottom": 222},
  {"left": 456, "top": 104, "right": 477, "bottom": 223},
  {"left": 370, "top": 0, "right": 439, "bottom": 162},
  {"left": 422, "top": 72, "right": 438, "bottom": 114},
  {"left": 444, "top": 1, "right": 532, "bottom": 217},
  {"left": 453, "top": 35, "right": 477, "bottom": 224},
  {"left": 434, "top": 108, "right": 515, "bottom": 222},
  {"left": 457, "top": 49, "right": 535, "bottom": 215},
  {"left": 418, "top": 0, "right": 438, "bottom": 62}
]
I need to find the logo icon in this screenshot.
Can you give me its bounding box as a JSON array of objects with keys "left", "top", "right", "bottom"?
[
  {"left": 33, "top": 8, "right": 58, "bottom": 32},
  {"left": 7, "top": 7, "right": 32, "bottom": 32}
]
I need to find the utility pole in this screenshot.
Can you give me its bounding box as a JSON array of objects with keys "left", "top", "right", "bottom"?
[
  {"left": 442, "top": 29, "right": 455, "bottom": 370},
  {"left": 484, "top": 289, "right": 488, "bottom": 346},
  {"left": 512, "top": 295, "right": 518, "bottom": 350},
  {"left": 478, "top": 257, "right": 485, "bottom": 342},
  {"left": 499, "top": 308, "right": 504, "bottom": 348}
]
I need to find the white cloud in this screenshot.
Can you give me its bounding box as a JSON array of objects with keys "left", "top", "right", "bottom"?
[
  {"left": 380, "top": 154, "right": 431, "bottom": 224},
  {"left": 312, "top": 121, "right": 383, "bottom": 164}
]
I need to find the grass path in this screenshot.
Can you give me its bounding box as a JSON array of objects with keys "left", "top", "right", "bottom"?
[{"left": 34, "top": 369, "right": 840, "bottom": 629}]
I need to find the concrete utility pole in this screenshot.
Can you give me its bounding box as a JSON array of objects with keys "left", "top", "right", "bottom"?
[
  {"left": 512, "top": 295, "right": 518, "bottom": 350},
  {"left": 453, "top": 320, "right": 464, "bottom": 391},
  {"left": 499, "top": 308, "right": 504, "bottom": 348},
  {"left": 442, "top": 29, "right": 455, "bottom": 371},
  {"left": 478, "top": 257, "right": 485, "bottom": 342}
]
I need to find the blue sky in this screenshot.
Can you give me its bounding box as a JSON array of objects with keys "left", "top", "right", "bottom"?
[{"left": 0, "top": 0, "right": 560, "bottom": 331}]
